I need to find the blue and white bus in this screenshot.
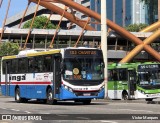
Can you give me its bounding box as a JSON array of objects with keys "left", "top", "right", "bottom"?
[{"left": 0, "top": 47, "right": 105, "bottom": 104}]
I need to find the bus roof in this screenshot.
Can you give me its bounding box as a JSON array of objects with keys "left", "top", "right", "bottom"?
[
  {"left": 108, "top": 62, "right": 160, "bottom": 69},
  {"left": 2, "top": 47, "right": 101, "bottom": 60},
  {"left": 2, "top": 49, "right": 61, "bottom": 60}
]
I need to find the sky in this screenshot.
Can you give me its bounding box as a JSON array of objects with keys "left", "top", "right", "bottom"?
[{"left": 0, "top": 0, "right": 35, "bottom": 27}]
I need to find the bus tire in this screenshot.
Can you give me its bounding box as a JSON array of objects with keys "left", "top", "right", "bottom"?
[
  {"left": 46, "top": 88, "right": 57, "bottom": 105},
  {"left": 122, "top": 91, "right": 128, "bottom": 100},
  {"left": 15, "top": 88, "right": 22, "bottom": 103},
  {"left": 145, "top": 99, "right": 153, "bottom": 101},
  {"left": 82, "top": 100, "right": 91, "bottom": 105}
]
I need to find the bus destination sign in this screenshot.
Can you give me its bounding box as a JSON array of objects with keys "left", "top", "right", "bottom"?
[
  {"left": 64, "top": 49, "right": 102, "bottom": 58},
  {"left": 69, "top": 50, "right": 96, "bottom": 55},
  {"left": 138, "top": 64, "right": 160, "bottom": 70}
]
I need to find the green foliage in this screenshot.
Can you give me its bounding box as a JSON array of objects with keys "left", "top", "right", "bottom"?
[
  {"left": 0, "top": 42, "right": 19, "bottom": 56},
  {"left": 23, "top": 16, "right": 57, "bottom": 29},
  {"left": 125, "top": 23, "right": 148, "bottom": 32}
]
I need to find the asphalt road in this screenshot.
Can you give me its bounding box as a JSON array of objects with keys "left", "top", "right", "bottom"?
[{"left": 0, "top": 96, "right": 160, "bottom": 123}]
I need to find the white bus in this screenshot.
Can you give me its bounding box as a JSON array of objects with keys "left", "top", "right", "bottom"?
[{"left": 1, "top": 47, "right": 105, "bottom": 104}]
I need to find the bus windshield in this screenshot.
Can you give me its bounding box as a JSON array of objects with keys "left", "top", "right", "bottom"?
[
  {"left": 63, "top": 58, "right": 104, "bottom": 81},
  {"left": 138, "top": 70, "right": 160, "bottom": 85}
]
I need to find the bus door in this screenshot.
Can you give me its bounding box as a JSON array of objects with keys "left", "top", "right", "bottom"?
[
  {"left": 53, "top": 55, "right": 61, "bottom": 98},
  {"left": 4, "top": 61, "right": 11, "bottom": 96},
  {"left": 128, "top": 69, "right": 136, "bottom": 99}
]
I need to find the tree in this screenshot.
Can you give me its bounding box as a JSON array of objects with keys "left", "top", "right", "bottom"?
[
  {"left": 0, "top": 42, "right": 19, "bottom": 56},
  {"left": 125, "top": 23, "right": 148, "bottom": 32},
  {"left": 23, "top": 16, "right": 57, "bottom": 29}
]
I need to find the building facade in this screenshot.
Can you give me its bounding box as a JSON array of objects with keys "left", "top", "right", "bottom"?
[
  {"left": 75, "top": 0, "right": 148, "bottom": 30},
  {"left": 5, "top": 3, "right": 69, "bottom": 29},
  {"left": 5, "top": 0, "right": 159, "bottom": 30}
]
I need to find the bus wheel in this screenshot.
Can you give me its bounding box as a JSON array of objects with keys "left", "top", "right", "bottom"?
[
  {"left": 82, "top": 100, "right": 91, "bottom": 105},
  {"left": 145, "top": 99, "right": 153, "bottom": 101},
  {"left": 15, "top": 88, "right": 22, "bottom": 103},
  {"left": 122, "top": 91, "right": 128, "bottom": 100},
  {"left": 46, "top": 88, "right": 57, "bottom": 105}
]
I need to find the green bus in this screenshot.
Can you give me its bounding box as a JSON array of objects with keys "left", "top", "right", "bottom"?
[{"left": 108, "top": 62, "right": 160, "bottom": 101}]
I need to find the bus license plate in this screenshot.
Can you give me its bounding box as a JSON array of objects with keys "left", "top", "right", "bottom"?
[{"left": 83, "top": 93, "right": 91, "bottom": 96}]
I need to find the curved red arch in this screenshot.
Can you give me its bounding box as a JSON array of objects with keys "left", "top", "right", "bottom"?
[
  {"left": 29, "top": 0, "right": 160, "bottom": 62},
  {"left": 30, "top": 0, "right": 95, "bottom": 31}
]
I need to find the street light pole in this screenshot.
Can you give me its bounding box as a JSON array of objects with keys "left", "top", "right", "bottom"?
[{"left": 101, "top": 0, "right": 108, "bottom": 98}]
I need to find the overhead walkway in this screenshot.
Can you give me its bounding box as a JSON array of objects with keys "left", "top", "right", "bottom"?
[{"left": 0, "top": 28, "right": 158, "bottom": 62}]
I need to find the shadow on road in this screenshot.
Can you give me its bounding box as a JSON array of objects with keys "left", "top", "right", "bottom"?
[
  {"left": 147, "top": 101, "right": 160, "bottom": 104},
  {"left": 7, "top": 99, "right": 107, "bottom": 106}
]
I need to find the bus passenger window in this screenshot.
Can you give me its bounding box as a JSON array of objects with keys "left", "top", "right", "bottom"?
[
  {"left": 28, "top": 58, "right": 34, "bottom": 73},
  {"left": 2, "top": 60, "right": 11, "bottom": 74},
  {"left": 36, "top": 56, "right": 43, "bottom": 72},
  {"left": 2, "top": 61, "right": 6, "bottom": 74},
  {"left": 18, "top": 58, "right": 27, "bottom": 73},
  {"left": 11, "top": 59, "right": 18, "bottom": 73},
  {"left": 108, "top": 70, "right": 112, "bottom": 81},
  {"left": 113, "top": 70, "right": 118, "bottom": 81},
  {"left": 119, "top": 69, "right": 127, "bottom": 81},
  {"left": 34, "top": 57, "right": 43, "bottom": 72},
  {"left": 44, "top": 55, "right": 52, "bottom": 72}
]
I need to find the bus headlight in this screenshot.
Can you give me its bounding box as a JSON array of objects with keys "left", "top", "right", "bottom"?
[
  {"left": 64, "top": 85, "right": 68, "bottom": 90},
  {"left": 69, "top": 88, "right": 73, "bottom": 92},
  {"left": 63, "top": 84, "right": 73, "bottom": 92},
  {"left": 141, "top": 91, "right": 144, "bottom": 94},
  {"left": 138, "top": 89, "right": 145, "bottom": 94}
]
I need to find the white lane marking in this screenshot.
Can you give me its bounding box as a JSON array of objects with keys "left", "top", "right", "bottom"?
[
  {"left": 11, "top": 109, "right": 20, "bottom": 112},
  {"left": 100, "top": 120, "right": 118, "bottom": 123},
  {"left": 118, "top": 108, "right": 153, "bottom": 113}
]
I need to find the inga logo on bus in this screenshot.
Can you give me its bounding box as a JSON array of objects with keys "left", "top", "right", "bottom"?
[{"left": 9, "top": 74, "right": 26, "bottom": 81}]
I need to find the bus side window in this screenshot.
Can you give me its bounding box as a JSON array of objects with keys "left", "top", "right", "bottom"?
[
  {"left": 18, "top": 58, "right": 27, "bottom": 73},
  {"left": 44, "top": 55, "right": 52, "bottom": 72},
  {"left": 119, "top": 69, "right": 127, "bottom": 81},
  {"left": 28, "top": 58, "right": 34, "bottom": 73},
  {"left": 2, "top": 60, "right": 11, "bottom": 74},
  {"left": 7, "top": 60, "right": 11, "bottom": 74},
  {"left": 2, "top": 60, "right": 6, "bottom": 74},
  {"left": 112, "top": 70, "right": 118, "bottom": 81},
  {"left": 11, "top": 59, "right": 18, "bottom": 74},
  {"left": 108, "top": 70, "right": 112, "bottom": 81},
  {"left": 35, "top": 56, "right": 43, "bottom": 72}
]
